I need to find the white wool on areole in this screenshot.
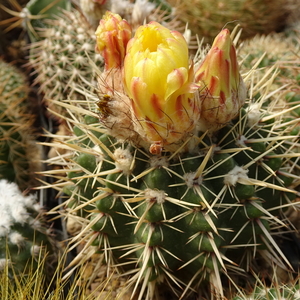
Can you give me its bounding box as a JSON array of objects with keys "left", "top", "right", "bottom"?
[{"left": 0, "top": 179, "right": 40, "bottom": 237}]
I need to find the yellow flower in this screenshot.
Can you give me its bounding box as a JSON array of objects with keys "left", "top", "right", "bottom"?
[
  {"left": 95, "top": 11, "right": 132, "bottom": 70},
  {"left": 123, "top": 21, "right": 200, "bottom": 153},
  {"left": 195, "top": 29, "right": 246, "bottom": 131}
]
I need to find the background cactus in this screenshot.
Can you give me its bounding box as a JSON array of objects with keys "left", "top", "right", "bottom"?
[
  {"left": 0, "top": 179, "right": 57, "bottom": 280},
  {"left": 0, "top": 59, "right": 41, "bottom": 190},
  {"left": 0, "top": 239, "right": 130, "bottom": 300},
  {"left": 28, "top": 9, "right": 104, "bottom": 120},
  {"left": 238, "top": 31, "right": 300, "bottom": 81},
  {"left": 232, "top": 275, "right": 300, "bottom": 300},
  {"left": 166, "top": 0, "right": 299, "bottom": 42},
  {"left": 42, "top": 61, "right": 300, "bottom": 300},
  {"left": 237, "top": 30, "right": 300, "bottom": 166},
  {"left": 0, "top": 0, "right": 71, "bottom": 43}
]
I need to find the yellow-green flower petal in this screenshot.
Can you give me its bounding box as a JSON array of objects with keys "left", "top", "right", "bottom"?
[{"left": 123, "top": 21, "right": 200, "bottom": 152}]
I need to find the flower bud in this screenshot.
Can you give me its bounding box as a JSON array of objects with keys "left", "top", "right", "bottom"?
[
  {"left": 123, "top": 21, "right": 200, "bottom": 153},
  {"left": 95, "top": 11, "right": 132, "bottom": 70},
  {"left": 195, "top": 29, "right": 246, "bottom": 131}
]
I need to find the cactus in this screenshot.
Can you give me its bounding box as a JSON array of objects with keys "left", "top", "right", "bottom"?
[
  {"left": 238, "top": 31, "right": 300, "bottom": 170},
  {"left": 234, "top": 287, "right": 300, "bottom": 300},
  {"left": 166, "top": 0, "right": 299, "bottom": 42},
  {"left": 0, "top": 238, "right": 131, "bottom": 300},
  {"left": 0, "top": 179, "right": 57, "bottom": 279},
  {"left": 238, "top": 32, "right": 300, "bottom": 81},
  {"left": 42, "top": 16, "right": 300, "bottom": 300},
  {"left": 233, "top": 276, "right": 300, "bottom": 300},
  {"left": 79, "top": 0, "right": 173, "bottom": 30},
  {"left": 28, "top": 9, "right": 104, "bottom": 120},
  {"left": 0, "top": 0, "right": 70, "bottom": 42},
  {"left": 47, "top": 92, "right": 300, "bottom": 299},
  {"left": 0, "top": 59, "right": 41, "bottom": 190},
  {"left": 24, "top": 0, "right": 71, "bottom": 40}
]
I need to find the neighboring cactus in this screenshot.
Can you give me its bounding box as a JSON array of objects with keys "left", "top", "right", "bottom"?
[
  {"left": 79, "top": 0, "right": 173, "bottom": 30},
  {"left": 0, "top": 59, "right": 41, "bottom": 190},
  {"left": 24, "top": 0, "right": 71, "bottom": 40},
  {"left": 0, "top": 236, "right": 130, "bottom": 300},
  {"left": 43, "top": 16, "right": 300, "bottom": 300},
  {"left": 0, "top": 0, "right": 70, "bottom": 42},
  {"left": 238, "top": 32, "right": 300, "bottom": 82},
  {"left": 0, "top": 179, "right": 56, "bottom": 278},
  {"left": 233, "top": 276, "right": 300, "bottom": 300},
  {"left": 28, "top": 9, "right": 104, "bottom": 120},
  {"left": 166, "top": 0, "right": 299, "bottom": 42},
  {"left": 237, "top": 31, "right": 300, "bottom": 158},
  {"left": 234, "top": 287, "right": 300, "bottom": 300}
]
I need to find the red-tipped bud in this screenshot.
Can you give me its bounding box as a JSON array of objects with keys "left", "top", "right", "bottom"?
[
  {"left": 95, "top": 11, "right": 132, "bottom": 70},
  {"left": 195, "top": 29, "right": 246, "bottom": 131}
]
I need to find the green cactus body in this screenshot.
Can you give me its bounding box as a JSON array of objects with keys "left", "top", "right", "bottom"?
[
  {"left": 0, "top": 0, "right": 71, "bottom": 59},
  {"left": 25, "top": 0, "right": 71, "bottom": 41},
  {"left": 45, "top": 83, "right": 300, "bottom": 299},
  {"left": 233, "top": 281, "right": 300, "bottom": 300},
  {"left": 0, "top": 180, "right": 56, "bottom": 279},
  {"left": 0, "top": 59, "right": 40, "bottom": 190}
]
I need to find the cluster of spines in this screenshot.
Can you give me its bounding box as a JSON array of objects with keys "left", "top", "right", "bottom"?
[{"left": 42, "top": 79, "right": 300, "bottom": 299}]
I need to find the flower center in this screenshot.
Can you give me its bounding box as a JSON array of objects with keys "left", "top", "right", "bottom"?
[{"left": 141, "top": 27, "right": 163, "bottom": 52}]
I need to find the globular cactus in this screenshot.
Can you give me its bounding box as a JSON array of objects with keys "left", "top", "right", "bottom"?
[
  {"left": 43, "top": 14, "right": 300, "bottom": 300},
  {"left": 0, "top": 179, "right": 56, "bottom": 278},
  {"left": 53, "top": 96, "right": 300, "bottom": 299},
  {"left": 0, "top": 0, "right": 70, "bottom": 43},
  {"left": 233, "top": 276, "right": 300, "bottom": 300},
  {"left": 234, "top": 288, "right": 300, "bottom": 300},
  {"left": 238, "top": 32, "right": 300, "bottom": 83},
  {"left": 0, "top": 59, "right": 41, "bottom": 190},
  {"left": 28, "top": 9, "right": 104, "bottom": 119},
  {"left": 166, "top": 0, "right": 299, "bottom": 42}
]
